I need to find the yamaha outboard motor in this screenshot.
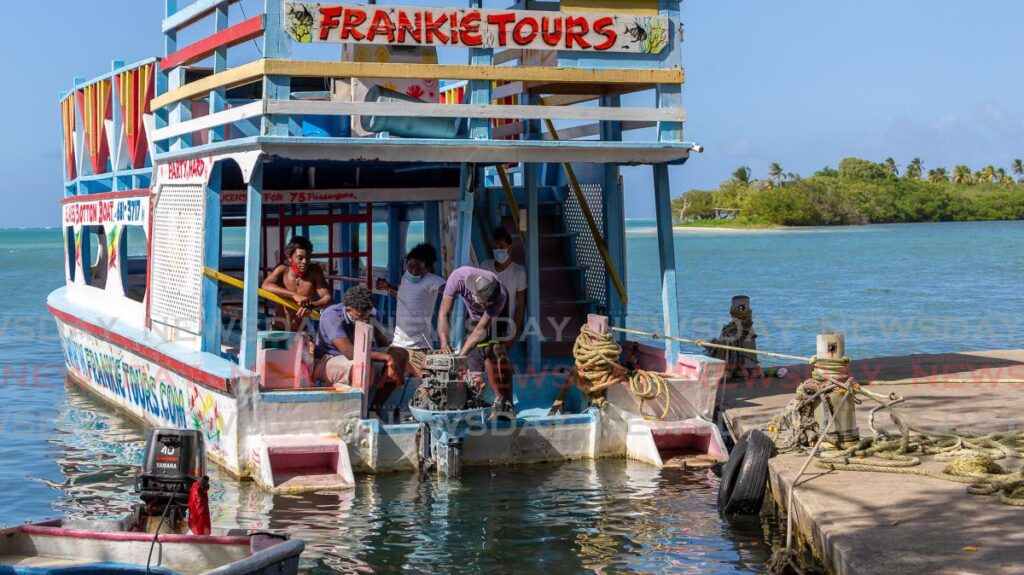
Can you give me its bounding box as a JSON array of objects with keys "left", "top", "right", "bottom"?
[{"left": 131, "top": 428, "right": 206, "bottom": 533}]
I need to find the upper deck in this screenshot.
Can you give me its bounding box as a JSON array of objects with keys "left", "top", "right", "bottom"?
[{"left": 59, "top": 0, "right": 692, "bottom": 193}]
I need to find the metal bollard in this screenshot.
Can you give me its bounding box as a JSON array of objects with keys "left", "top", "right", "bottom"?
[{"left": 812, "top": 332, "right": 860, "bottom": 448}]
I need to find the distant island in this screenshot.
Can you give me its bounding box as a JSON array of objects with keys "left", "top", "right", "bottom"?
[{"left": 673, "top": 157, "right": 1024, "bottom": 227}]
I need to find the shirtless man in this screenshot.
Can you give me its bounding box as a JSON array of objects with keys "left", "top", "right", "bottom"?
[{"left": 261, "top": 236, "right": 332, "bottom": 332}]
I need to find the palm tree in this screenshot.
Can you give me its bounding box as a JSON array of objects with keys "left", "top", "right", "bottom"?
[
  {"left": 927, "top": 167, "right": 949, "bottom": 184},
  {"left": 995, "top": 167, "right": 1006, "bottom": 182},
  {"left": 731, "top": 166, "right": 752, "bottom": 184},
  {"left": 979, "top": 165, "right": 996, "bottom": 183},
  {"left": 1013, "top": 159, "right": 1023, "bottom": 181},
  {"left": 952, "top": 165, "right": 972, "bottom": 185},
  {"left": 1001, "top": 174, "right": 1016, "bottom": 186},
  {"left": 768, "top": 163, "right": 783, "bottom": 188},
  {"left": 883, "top": 157, "right": 899, "bottom": 177},
  {"left": 904, "top": 158, "right": 923, "bottom": 180}
]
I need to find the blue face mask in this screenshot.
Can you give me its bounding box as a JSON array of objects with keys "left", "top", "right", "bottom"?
[{"left": 404, "top": 271, "right": 424, "bottom": 284}]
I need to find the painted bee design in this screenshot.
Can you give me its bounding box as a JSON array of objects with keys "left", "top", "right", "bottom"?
[
  {"left": 287, "top": 3, "right": 315, "bottom": 43},
  {"left": 625, "top": 17, "right": 668, "bottom": 54}
]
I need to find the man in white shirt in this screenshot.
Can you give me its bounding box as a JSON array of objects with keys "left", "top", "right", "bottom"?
[
  {"left": 376, "top": 243, "right": 446, "bottom": 379},
  {"left": 480, "top": 226, "right": 527, "bottom": 343}
]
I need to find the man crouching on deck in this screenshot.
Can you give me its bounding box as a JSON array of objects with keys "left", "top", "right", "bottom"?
[
  {"left": 313, "top": 286, "right": 401, "bottom": 415},
  {"left": 261, "top": 236, "right": 332, "bottom": 332},
  {"left": 437, "top": 266, "right": 515, "bottom": 420}
]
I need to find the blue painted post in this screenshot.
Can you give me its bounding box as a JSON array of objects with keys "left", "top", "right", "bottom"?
[
  {"left": 452, "top": 165, "right": 476, "bottom": 350},
  {"left": 424, "top": 202, "right": 441, "bottom": 275},
  {"left": 657, "top": 0, "right": 684, "bottom": 143},
  {"left": 467, "top": 0, "right": 492, "bottom": 140},
  {"left": 653, "top": 163, "right": 680, "bottom": 363},
  {"left": 239, "top": 162, "right": 264, "bottom": 369},
  {"left": 262, "top": 0, "right": 294, "bottom": 137},
  {"left": 110, "top": 60, "right": 124, "bottom": 185},
  {"left": 601, "top": 95, "right": 626, "bottom": 332},
  {"left": 156, "top": 1, "right": 176, "bottom": 156},
  {"left": 209, "top": 3, "right": 228, "bottom": 143},
  {"left": 525, "top": 162, "right": 541, "bottom": 366},
  {"left": 72, "top": 76, "right": 86, "bottom": 192},
  {"left": 168, "top": 67, "right": 191, "bottom": 151},
  {"left": 387, "top": 206, "right": 402, "bottom": 284},
  {"left": 201, "top": 163, "right": 223, "bottom": 355}
]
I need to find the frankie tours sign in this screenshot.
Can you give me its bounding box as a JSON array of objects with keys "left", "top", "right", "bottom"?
[{"left": 284, "top": 2, "right": 670, "bottom": 54}]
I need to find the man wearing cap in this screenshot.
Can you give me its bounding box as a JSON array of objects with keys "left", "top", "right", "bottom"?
[{"left": 437, "top": 265, "right": 515, "bottom": 419}]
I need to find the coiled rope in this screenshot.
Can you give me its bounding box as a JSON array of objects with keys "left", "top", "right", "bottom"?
[
  {"left": 572, "top": 325, "right": 673, "bottom": 420},
  {"left": 768, "top": 365, "right": 1024, "bottom": 506}
]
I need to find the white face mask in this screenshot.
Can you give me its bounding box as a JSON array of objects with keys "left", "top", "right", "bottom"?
[{"left": 493, "top": 248, "right": 510, "bottom": 264}]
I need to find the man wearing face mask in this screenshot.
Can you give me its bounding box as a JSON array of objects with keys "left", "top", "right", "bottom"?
[
  {"left": 480, "top": 226, "right": 527, "bottom": 345},
  {"left": 438, "top": 266, "right": 515, "bottom": 419},
  {"left": 376, "top": 243, "right": 445, "bottom": 381}
]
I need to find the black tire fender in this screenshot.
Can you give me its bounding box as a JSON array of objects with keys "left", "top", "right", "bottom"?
[{"left": 717, "top": 429, "right": 774, "bottom": 515}]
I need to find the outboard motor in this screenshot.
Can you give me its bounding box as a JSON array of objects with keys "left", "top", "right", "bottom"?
[
  {"left": 410, "top": 354, "right": 491, "bottom": 478},
  {"left": 131, "top": 428, "right": 207, "bottom": 534}
]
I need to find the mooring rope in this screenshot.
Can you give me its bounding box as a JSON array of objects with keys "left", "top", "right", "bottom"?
[
  {"left": 768, "top": 370, "right": 1024, "bottom": 506},
  {"left": 572, "top": 325, "right": 673, "bottom": 420}
]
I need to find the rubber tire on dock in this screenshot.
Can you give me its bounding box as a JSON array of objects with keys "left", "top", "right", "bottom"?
[{"left": 717, "top": 429, "right": 774, "bottom": 515}]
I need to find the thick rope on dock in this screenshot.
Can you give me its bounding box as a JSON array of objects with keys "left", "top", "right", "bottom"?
[
  {"left": 572, "top": 325, "right": 673, "bottom": 420},
  {"left": 768, "top": 363, "right": 1024, "bottom": 506}
]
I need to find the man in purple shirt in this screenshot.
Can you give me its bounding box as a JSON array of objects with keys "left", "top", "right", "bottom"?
[{"left": 438, "top": 266, "right": 515, "bottom": 419}]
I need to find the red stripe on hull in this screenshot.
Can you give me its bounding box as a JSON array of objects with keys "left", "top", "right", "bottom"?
[{"left": 48, "top": 304, "right": 233, "bottom": 393}]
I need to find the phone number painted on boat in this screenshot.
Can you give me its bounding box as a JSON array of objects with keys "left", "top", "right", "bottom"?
[
  {"left": 285, "top": 2, "right": 670, "bottom": 54},
  {"left": 63, "top": 197, "right": 147, "bottom": 227}
]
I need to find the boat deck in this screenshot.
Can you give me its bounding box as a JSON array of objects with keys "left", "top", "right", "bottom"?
[{"left": 722, "top": 349, "right": 1024, "bottom": 575}]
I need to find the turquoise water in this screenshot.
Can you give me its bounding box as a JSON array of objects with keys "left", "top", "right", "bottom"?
[{"left": 2, "top": 221, "right": 1023, "bottom": 573}]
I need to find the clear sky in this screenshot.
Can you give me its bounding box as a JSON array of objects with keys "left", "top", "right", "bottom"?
[{"left": 2, "top": 0, "right": 1022, "bottom": 226}]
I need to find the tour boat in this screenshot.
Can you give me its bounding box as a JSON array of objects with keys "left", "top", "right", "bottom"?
[{"left": 49, "top": 0, "right": 724, "bottom": 492}]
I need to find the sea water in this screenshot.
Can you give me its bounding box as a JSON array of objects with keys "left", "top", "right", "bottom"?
[{"left": 1, "top": 221, "right": 1022, "bottom": 573}]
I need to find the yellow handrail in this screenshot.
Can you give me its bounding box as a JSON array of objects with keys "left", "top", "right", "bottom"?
[
  {"left": 542, "top": 119, "right": 628, "bottom": 305},
  {"left": 202, "top": 266, "right": 322, "bottom": 321}
]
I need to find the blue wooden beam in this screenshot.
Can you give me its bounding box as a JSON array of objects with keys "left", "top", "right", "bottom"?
[
  {"left": 239, "top": 161, "right": 264, "bottom": 369},
  {"left": 424, "top": 202, "right": 441, "bottom": 275},
  {"left": 653, "top": 163, "right": 680, "bottom": 362},
  {"left": 209, "top": 2, "right": 229, "bottom": 143},
  {"left": 525, "top": 162, "right": 541, "bottom": 366},
  {"left": 452, "top": 164, "right": 476, "bottom": 350},
  {"left": 201, "top": 163, "right": 223, "bottom": 355},
  {"left": 600, "top": 95, "right": 626, "bottom": 332},
  {"left": 162, "top": 0, "right": 237, "bottom": 34},
  {"left": 656, "top": 0, "right": 684, "bottom": 143}
]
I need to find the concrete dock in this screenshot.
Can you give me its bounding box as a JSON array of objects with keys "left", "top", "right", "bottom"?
[{"left": 721, "top": 349, "right": 1024, "bottom": 575}]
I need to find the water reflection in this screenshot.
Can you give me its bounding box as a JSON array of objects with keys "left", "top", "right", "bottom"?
[{"left": 49, "top": 384, "right": 768, "bottom": 574}]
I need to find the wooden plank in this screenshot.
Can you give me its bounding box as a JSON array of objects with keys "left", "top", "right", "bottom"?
[
  {"left": 151, "top": 60, "right": 265, "bottom": 109},
  {"left": 267, "top": 60, "right": 684, "bottom": 86},
  {"left": 541, "top": 94, "right": 598, "bottom": 106},
  {"left": 153, "top": 59, "right": 684, "bottom": 109},
  {"left": 161, "top": 15, "right": 265, "bottom": 71},
  {"left": 492, "top": 49, "right": 523, "bottom": 65},
  {"left": 151, "top": 101, "right": 263, "bottom": 142},
  {"left": 266, "top": 99, "right": 686, "bottom": 123},
  {"left": 562, "top": 0, "right": 659, "bottom": 15},
  {"left": 491, "top": 122, "right": 525, "bottom": 140},
  {"left": 162, "top": 0, "right": 241, "bottom": 33},
  {"left": 539, "top": 120, "right": 655, "bottom": 141},
  {"left": 491, "top": 81, "right": 525, "bottom": 101}
]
